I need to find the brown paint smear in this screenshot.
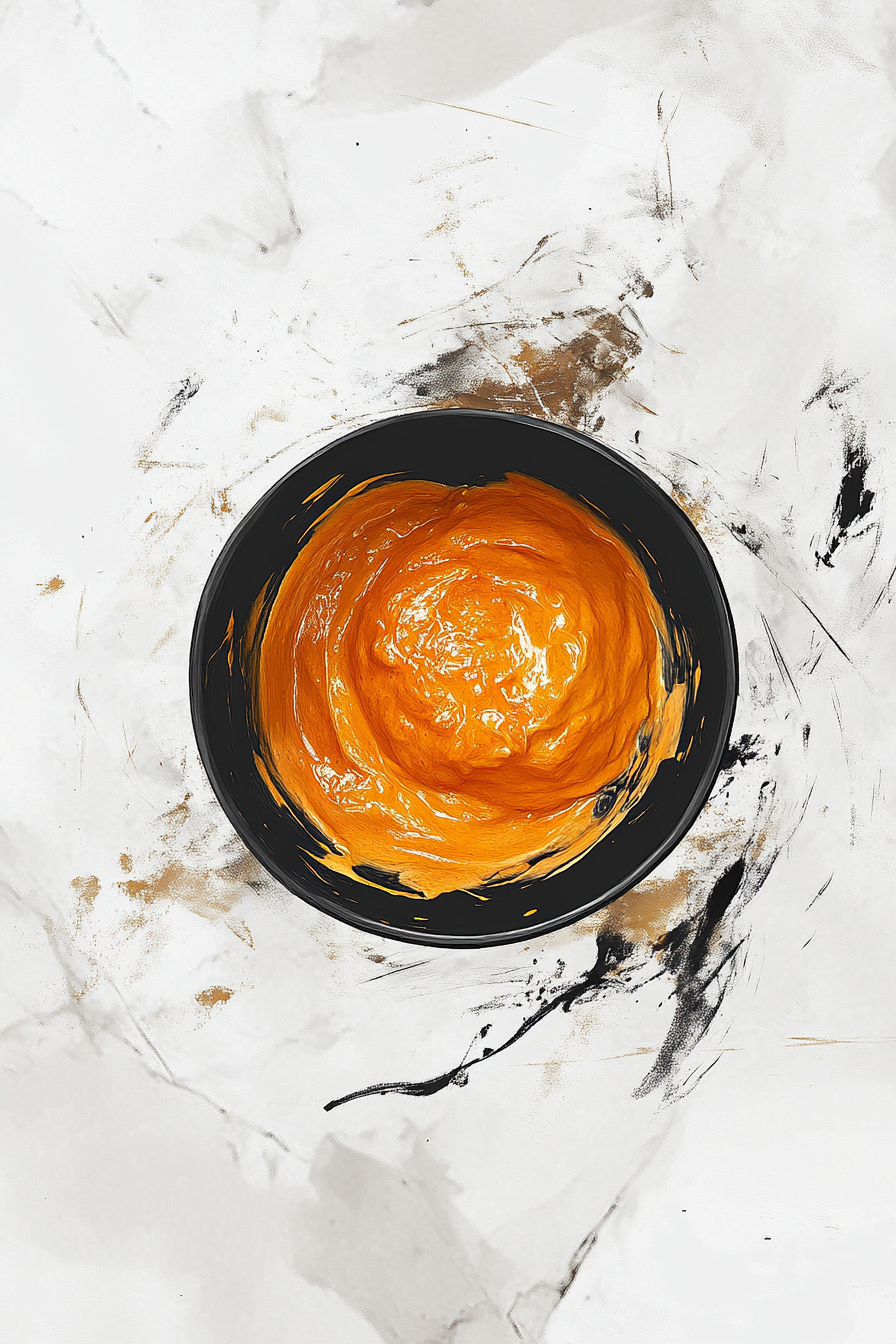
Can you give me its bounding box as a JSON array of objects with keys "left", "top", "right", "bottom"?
[
  {"left": 584, "top": 867, "right": 695, "bottom": 947},
  {"left": 195, "top": 984, "right": 234, "bottom": 1010},
  {"left": 253, "top": 474, "right": 686, "bottom": 897},
  {"left": 71, "top": 875, "right": 100, "bottom": 934},
  {"left": 116, "top": 795, "right": 265, "bottom": 941},
  {"left": 420, "top": 309, "right": 639, "bottom": 431},
  {"left": 119, "top": 858, "right": 251, "bottom": 925}
]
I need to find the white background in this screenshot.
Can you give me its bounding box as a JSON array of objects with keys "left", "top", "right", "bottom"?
[{"left": 2, "top": 2, "right": 895, "bottom": 1340}]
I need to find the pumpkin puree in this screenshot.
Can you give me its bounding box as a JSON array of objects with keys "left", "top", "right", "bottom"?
[{"left": 254, "top": 474, "right": 685, "bottom": 897}]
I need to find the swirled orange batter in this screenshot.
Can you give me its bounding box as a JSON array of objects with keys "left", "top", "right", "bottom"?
[{"left": 253, "top": 474, "right": 685, "bottom": 897}]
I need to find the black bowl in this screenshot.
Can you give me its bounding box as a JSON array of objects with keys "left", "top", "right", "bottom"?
[{"left": 190, "top": 409, "right": 737, "bottom": 947}]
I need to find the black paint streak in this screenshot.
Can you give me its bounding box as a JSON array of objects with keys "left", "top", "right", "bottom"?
[
  {"left": 726, "top": 519, "right": 861, "bottom": 675},
  {"left": 788, "top": 585, "right": 859, "bottom": 673},
  {"left": 685, "top": 860, "right": 746, "bottom": 980},
  {"left": 158, "top": 376, "right": 203, "bottom": 434},
  {"left": 816, "top": 416, "right": 874, "bottom": 567},
  {"left": 759, "top": 612, "right": 802, "bottom": 704},
  {"left": 719, "top": 734, "right": 762, "bottom": 773},
  {"left": 549, "top": 1189, "right": 622, "bottom": 1308},
  {"left": 364, "top": 959, "right": 432, "bottom": 983},
  {"left": 323, "top": 725, "right": 793, "bottom": 1114},
  {"left": 409, "top": 339, "right": 493, "bottom": 401},
  {"left": 806, "top": 872, "right": 833, "bottom": 911},
  {"left": 323, "top": 935, "right": 630, "bottom": 1111},
  {"left": 670, "top": 1050, "right": 724, "bottom": 1100},
  {"left": 635, "top": 766, "right": 816, "bottom": 1102},
  {"left": 805, "top": 368, "right": 875, "bottom": 568},
  {"left": 870, "top": 557, "right": 896, "bottom": 614},
  {"left": 326, "top": 832, "right": 787, "bottom": 1113},
  {"left": 633, "top": 859, "right": 746, "bottom": 1098},
  {"left": 803, "top": 369, "right": 860, "bottom": 413},
  {"left": 728, "top": 520, "right": 763, "bottom": 554}
]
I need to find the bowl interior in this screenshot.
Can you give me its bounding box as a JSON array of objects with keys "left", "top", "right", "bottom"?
[{"left": 190, "top": 409, "right": 737, "bottom": 947}]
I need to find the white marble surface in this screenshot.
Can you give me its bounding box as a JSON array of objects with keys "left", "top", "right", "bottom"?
[{"left": 3, "top": 2, "right": 896, "bottom": 1340}]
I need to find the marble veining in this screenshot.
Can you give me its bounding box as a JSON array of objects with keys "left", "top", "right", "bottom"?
[{"left": 2, "top": 1, "right": 895, "bottom": 1339}]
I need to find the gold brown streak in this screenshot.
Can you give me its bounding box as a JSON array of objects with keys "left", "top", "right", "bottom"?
[
  {"left": 143, "top": 493, "right": 201, "bottom": 544},
  {"left": 412, "top": 151, "right": 497, "bottom": 185},
  {"left": 524, "top": 1046, "right": 657, "bottom": 1065},
  {"left": 686, "top": 831, "right": 717, "bottom": 852},
  {"left": 119, "top": 859, "right": 249, "bottom": 924},
  {"left": 116, "top": 785, "right": 267, "bottom": 940},
  {"left": 136, "top": 457, "right": 204, "bottom": 472},
  {"left": 540, "top": 1059, "right": 566, "bottom": 1093},
  {"left": 71, "top": 875, "right": 100, "bottom": 933},
  {"left": 624, "top": 396, "right": 658, "bottom": 416},
  {"left": 786, "top": 1036, "right": 896, "bottom": 1048},
  {"left": 149, "top": 624, "right": 176, "bottom": 657},
  {"left": 249, "top": 406, "right": 288, "bottom": 432},
  {"left": 115, "top": 795, "right": 267, "bottom": 931},
  {"left": 428, "top": 311, "right": 640, "bottom": 430},
  {"left": 225, "top": 917, "right": 254, "bottom": 948},
  {"left": 523, "top": 1046, "right": 742, "bottom": 1066},
  {"left": 574, "top": 806, "right": 748, "bottom": 951},
  {"left": 195, "top": 985, "right": 234, "bottom": 1011},
  {"left": 671, "top": 484, "right": 726, "bottom": 542},
  {"left": 577, "top": 866, "right": 695, "bottom": 948},
  {"left": 426, "top": 187, "right": 473, "bottom": 281},
  {"left": 401, "top": 94, "right": 626, "bottom": 151},
  {"left": 160, "top": 792, "right": 192, "bottom": 829}
]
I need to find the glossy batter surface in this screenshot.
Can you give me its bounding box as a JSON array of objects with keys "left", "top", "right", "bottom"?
[{"left": 253, "top": 474, "right": 684, "bottom": 897}]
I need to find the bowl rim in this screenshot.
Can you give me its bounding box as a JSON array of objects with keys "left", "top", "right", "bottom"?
[{"left": 190, "top": 407, "right": 739, "bottom": 947}]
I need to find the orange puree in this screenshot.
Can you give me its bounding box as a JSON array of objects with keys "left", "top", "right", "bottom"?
[{"left": 253, "top": 473, "right": 685, "bottom": 897}]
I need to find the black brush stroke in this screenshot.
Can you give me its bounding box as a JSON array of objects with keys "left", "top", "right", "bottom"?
[
  {"left": 158, "top": 376, "right": 203, "bottom": 434},
  {"left": 322, "top": 743, "right": 791, "bottom": 1112},
  {"left": 870, "top": 558, "right": 896, "bottom": 614},
  {"left": 633, "top": 859, "right": 746, "bottom": 1098},
  {"left": 635, "top": 767, "right": 821, "bottom": 1103},
  {"left": 364, "top": 959, "right": 432, "bottom": 983},
  {"left": 671, "top": 1050, "right": 724, "bottom": 1100},
  {"left": 816, "top": 415, "right": 874, "bottom": 567},
  {"left": 787, "top": 585, "right": 861, "bottom": 674},
  {"left": 803, "top": 369, "right": 860, "bottom": 413},
  {"left": 719, "top": 733, "right": 761, "bottom": 773},
  {"left": 323, "top": 935, "right": 630, "bottom": 1111},
  {"left": 728, "top": 520, "right": 763, "bottom": 555},
  {"left": 324, "top": 836, "right": 782, "bottom": 1114},
  {"left": 759, "top": 612, "right": 802, "bottom": 704},
  {"left": 725, "top": 522, "right": 862, "bottom": 676},
  {"left": 806, "top": 872, "right": 833, "bottom": 911},
  {"left": 685, "top": 859, "right": 746, "bottom": 977},
  {"left": 325, "top": 843, "right": 778, "bottom": 1113}
]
